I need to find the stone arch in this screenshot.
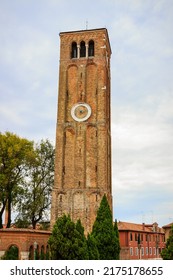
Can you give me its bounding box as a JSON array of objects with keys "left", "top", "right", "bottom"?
[
  {"left": 40, "top": 245, "right": 45, "bottom": 259},
  {"left": 35, "top": 243, "right": 39, "bottom": 260},
  {"left": 88, "top": 40, "right": 94, "bottom": 57},
  {"left": 29, "top": 245, "right": 34, "bottom": 260},
  {"left": 71, "top": 41, "right": 77, "bottom": 58},
  {"left": 4, "top": 244, "right": 19, "bottom": 260},
  {"left": 80, "top": 41, "right": 86, "bottom": 57},
  {"left": 46, "top": 245, "right": 50, "bottom": 259}
]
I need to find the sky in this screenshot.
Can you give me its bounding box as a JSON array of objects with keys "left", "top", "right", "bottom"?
[{"left": 0, "top": 0, "right": 173, "bottom": 227}]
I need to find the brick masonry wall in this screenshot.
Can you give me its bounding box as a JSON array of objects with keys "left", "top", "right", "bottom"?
[
  {"left": 51, "top": 29, "right": 112, "bottom": 233},
  {"left": 0, "top": 229, "right": 51, "bottom": 259}
]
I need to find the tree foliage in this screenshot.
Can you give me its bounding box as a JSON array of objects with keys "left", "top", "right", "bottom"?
[
  {"left": 161, "top": 225, "right": 173, "bottom": 260},
  {"left": 0, "top": 131, "right": 34, "bottom": 228},
  {"left": 48, "top": 215, "right": 89, "bottom": 260},
  {"left": 15, "top": 139, "right": 55, "bottom": 229},
  {"left": 48, "top": 196, "right": 120, "bottom": 260},
  {"left": 87, "top": 233, "right": 99, "bottom": 259},
  {"left": 91, "top": 194, "right": 120, "bottom": 259},
  {"left": 1, "top": 245, "right": 19, "bottom": 260},
  {"left": 113, "top": 219, "right": 121, "bottom": 259},
  {"left": 0, "top": 132, "right": 55, "bottom": 229}
]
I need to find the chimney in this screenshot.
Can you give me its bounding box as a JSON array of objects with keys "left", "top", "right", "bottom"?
[{"left": 142, "top": 222, "right": 145, "bottom": 231}]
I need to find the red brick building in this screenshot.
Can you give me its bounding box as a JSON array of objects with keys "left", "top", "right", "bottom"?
[
  {"left": 0, "top": 228, "right": 51, "bottom": 260},
  {"left": 118, "top": 221, "right": 165, "bottom": 260},
  {"left": 162, "top": 222, "right": 173, "bottom": 241}
]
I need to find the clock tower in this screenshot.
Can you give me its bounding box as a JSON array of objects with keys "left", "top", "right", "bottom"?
[{"left": 51, "top": 28, "right": 112, "bottom": 233}]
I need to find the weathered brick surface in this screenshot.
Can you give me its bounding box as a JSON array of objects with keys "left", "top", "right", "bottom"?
[{"left": 51, "top": 28, "right": 112, "bottom": 233}]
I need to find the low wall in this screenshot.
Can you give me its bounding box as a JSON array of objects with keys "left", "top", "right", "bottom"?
[{"left": 0, "top": 228, "right": 51, "bottom": 260}]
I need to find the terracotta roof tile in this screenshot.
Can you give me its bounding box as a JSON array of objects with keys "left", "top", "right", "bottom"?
[{"left": 118, "top": 221, "right": 163, "bottom": 233}]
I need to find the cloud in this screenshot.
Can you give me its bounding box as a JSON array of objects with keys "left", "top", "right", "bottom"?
[
  {"left": 0, "top": 0, "right": 173, "bottom": 227},
  {"left": 0, "top": 10, "right": 58, "bottom": 142},
  {"left": 112, "top": 87, "right": 173, "bottom": 226}
]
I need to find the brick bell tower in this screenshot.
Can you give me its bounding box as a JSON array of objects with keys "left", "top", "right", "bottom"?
[{"left": 51, "top": 28, "right": 112, "bottom": 233}]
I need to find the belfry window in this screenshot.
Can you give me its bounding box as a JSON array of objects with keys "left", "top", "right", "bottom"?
[
  {"left": 80, "top": 41, "right": 86, "bottom": 57},
  {"left": 71, "top": 42, "right": 77, "bottom": 58},
  {"left": 88, "top": 40, "right": 94, "bottom": 56}
]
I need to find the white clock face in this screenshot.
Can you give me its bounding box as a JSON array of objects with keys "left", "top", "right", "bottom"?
[{"left": 71, "top": 102, "right": 91, "bottom": 122}]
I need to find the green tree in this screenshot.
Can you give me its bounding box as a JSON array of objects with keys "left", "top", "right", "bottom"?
[
  {"left": 0, "top": 132, "right": 34, "bottom": 228},
  {"left": 91, "top": 194, "right": 120, "bottom": 259},
  {"left": 87, "top": 234, "right": 99, "bottom": 259},
  {"left": 1, "top": 245, "right": 19, "bottom": 260},
  {"left": 14, "top": 218, "right": 30, "bottom": 228},
  {"left": 15, "top": 139, "right": 55, "bottom": 229},
  {"left": 161, "top": 225, "right": 173, "bottom": 260},
  {"left": 113, "top": 219, "right": 121, "bottom": 259},
  {"left": 48, "top": 215, "right": 89, "bottom": 260}
]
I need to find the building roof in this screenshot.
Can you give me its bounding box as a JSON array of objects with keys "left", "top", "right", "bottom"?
[
  {"left": 59, "top": 27, "right": 108, "bottom": 35},
  {"left": 118, "top": 221, "right": 150, "bottom": 232},
  {"left": 162, "top": 222, "right": 173, "bottom": 229},
  {"left": 118, "top": 221, "right": 164, "bottom": 233}
]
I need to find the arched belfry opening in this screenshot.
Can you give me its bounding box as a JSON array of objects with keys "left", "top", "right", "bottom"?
[
  {"left": 88, "top": 40, "right": 94, "bottom": 57},
  {"left": 71, "top": 42, "right": 77, "bottom": 58},
  {"left": 80, "top": 41, "right": 86, "bottom": 57}
]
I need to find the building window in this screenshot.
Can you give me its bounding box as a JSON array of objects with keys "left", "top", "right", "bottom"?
[
  {"left": 153, "top": 247, "right": 156, "bottom": 255},
  {"left": 80, "top": 41, "right": 86, "bottom": 57},
  {"left": 141, "top": 247, "right": 144, "bottom": 256},
  {"left": 130, "top": 232, "right": 133, "bottom": 241},
  {"left": 146, "top": 247, "right": 148, "bottom": 255},
  {"left": 130, "top": 247, "right": 133, "bottom": 256},
  {"left": 135, "top": 233, "right": 138, "bottom": 241},
  {"left": 149, "top": 247, "right": 152, "bottom": 255},
  {"left": 156, "top": 248, "right": 159, "bottom": 256},
  {"left": 88, "top": 40, "right": 94, "bottom": 56},
  {"left": 135, "top": 247, "right": 138, "bottom": 256},
  {"left": 137, "top": 233, "right": 141, "bottom": 244},
  {"left": 71, "top": 42, "right": 77, "bottom": 58}
]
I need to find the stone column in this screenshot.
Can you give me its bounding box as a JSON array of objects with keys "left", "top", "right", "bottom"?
[
  {"left": 20, "top": 251, "right": 30, "bottom": 260},
  {"left": 86, "top": 44, "right": 88, "bottom": 58},
  {"left": 77, "top": 44, "right": 80, "bottom": 58},
  {"left": 0, "top": 251, "right": 5, "bottom": 259}
]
